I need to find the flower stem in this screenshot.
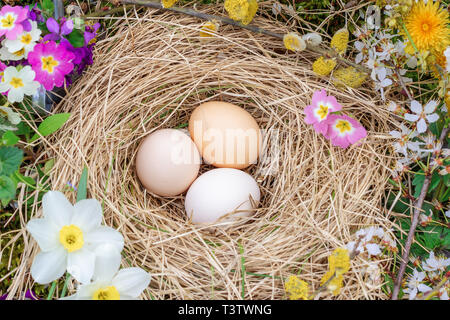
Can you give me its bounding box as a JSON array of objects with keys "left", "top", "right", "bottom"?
[{"left": 46, "top": 281, "right": 57, "bottom": 300}]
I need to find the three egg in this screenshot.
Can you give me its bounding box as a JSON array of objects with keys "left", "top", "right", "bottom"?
[{"left": 135, "top": 101, "right": 262, "bottom": 224}]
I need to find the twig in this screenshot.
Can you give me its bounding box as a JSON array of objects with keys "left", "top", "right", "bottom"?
[
  {"left": 83, "top": 4, "right": 136, "bottom": 17},
  {"left": 111, "top": 0, "right": 370, "bottom": 74},
  {"left": 392, "top": 127, "right": 449, "bottom": 300}
]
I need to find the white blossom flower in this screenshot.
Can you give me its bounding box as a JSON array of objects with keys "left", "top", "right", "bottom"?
[
  {"left": 404, "top": 100, "right": 439, "bottom": 133},
  {"left": 302, "top": 32, "right": 322, "bottom": 46},
  {"left": 389, "top": 124, "right": 420, "bottom": 155},
  {"left": 347, "top": 226, "right": 384, "bottom": 257},
  {"left": 26, "top": 191, "right": 124, "bottom": 284},
  {"left": 373, "top": 67, "right": 392, "bottom": 100},
  {"left": 446, "top": 210, "right": 450, "bottom": 218},
  {"left": 439, "top": 287, "right": 449, "bottom": 300},
  {"left": 444, "top": 46, "right": 450, "bottom": 73},
  {"left": 0, "top": 105, "right": 20, "bottom": 124},
  {"left": 62, "top": 244, "right": 151, "bottom": 300},
  {"left": 422, "top": 251, "right": 450, "bottom": 273},
  {"left": 3, "top": 21, "right": 41, "bottom": 58},
  {"left": 0, "top": 66, "right": 40, "bottom": 103},
  {"left": 404, "top": 269, "right": 432, "bottom": 300},
  {"left": 271, "top": 2, "right": 282, "bottom": 16},
  {"left": 354, "top": 40, "right": 368, "bottom": 64}
]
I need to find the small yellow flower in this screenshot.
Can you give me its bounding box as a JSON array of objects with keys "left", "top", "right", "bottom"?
[
  {"left": 328, "top": 248, "right": 350, "bottom": 276},
  {"left": 161, "top": 0, "right": 177, "bottom": 8},
  {"left": 330, "top": 28, "right": 349, "bottom": 55},
  {"left": 224, "top": 0, "right": 258, "bottom": 25},
  {"left": 320, "top": 270, "right": 344, "bottom": 296},
  {"left": 283, "top": 32, "right": 306, "bottom": 52},
  {"left": 200, "top": 21, "right": 219, "bottom": 38},
  {"left": 284, "top": 275, "right": 310, "bottom": 300},
  {"left": 404, "top": 0, "right": 450, "bottom": 54},
  {"left": 312, "top": 56, "right": 337, "bottom": 76},
  {"left": 333, "top": 66, "right": 367, "bottom": 88}
]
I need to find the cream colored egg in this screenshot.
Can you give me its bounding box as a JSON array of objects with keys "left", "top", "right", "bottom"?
[
  {"left": 185, "top": 168, "right": 261, "bottom": 224},
  {"left": 136, "top": 129, "right": 200, "bottom": 196},
  {"left": 189, "top": 101, "right": 262, "bottom": 169}
]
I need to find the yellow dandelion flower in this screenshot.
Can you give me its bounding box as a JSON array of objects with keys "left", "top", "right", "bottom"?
[
  {"left": 312, "top": 56, "right": 337, "bottom": 76},
  {"left": 283, "top": 32, "right": 306, "bottom": 52},
  {"left": 224, "top": 0, "right": 258, "bottom": 26},
  {"left": 284, "top": 275, "right": 310, "bottom": 300},
  {"left": 320, "top": 270, "right": 344, "bottom": 296},
  {"left": 404, "top": 0, "right": 450, "bottom": 54},
  {"left": 333, "top": 66, "right": 368, "bottom": 88},
  {"left": 200, "top": 21, "right": 219, "bottom": 38},
  {"left": 161, "top": 0, "right": 177, "bottom": 8},
  {"left": 330, "top": 28, "right": 349, "bottom": 55},
  {"left": 328, "top": 248, "right": 350, "bottom": 276}
]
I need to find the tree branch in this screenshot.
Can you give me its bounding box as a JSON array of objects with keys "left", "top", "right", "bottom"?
[
  {"left": 109, "top": 0, "right": 370, "bottom": 74},
  {"left": 391, "top": 127, "right": 449, "bottom": 300}
]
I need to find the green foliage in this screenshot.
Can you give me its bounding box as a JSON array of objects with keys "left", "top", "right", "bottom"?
[
  {"left": 67, "top": 29, "right": 85, "bottom": 48},
  {"left": 42, "top": 0, "right": 54, "bottom": 15},
  {"left": 30, "top": 113, "right": 71, "bottom": 142}
]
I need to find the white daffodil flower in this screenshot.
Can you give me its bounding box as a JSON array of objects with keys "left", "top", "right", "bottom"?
[
  {"left": 0, "top": 66, "right": 40, "bottom": 103},
  {"left": 26, "top": 191, "right": 124, "bottom": 285},
  {"left": 0, "top": 105, "right": 20, "bottom": 124},
  {"left": 404, "top": 269, "right": 432, "bottom": 300},
  {"left": 3, "top": 21, "right": 41, "bottom": 58},
  {"left": 62, "top": 244, "right": 151, "bottom": 300},
  {"left": 422, "top": 252, "right": 450, "bottom": 273},
  {"left": 404, "top": 100, "right": 439, "bottom": 134}
]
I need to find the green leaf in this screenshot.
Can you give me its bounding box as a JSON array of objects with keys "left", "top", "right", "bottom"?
[
  {"left": 412, "top": 170, "right": 425, "bottom": 198},
  {"left": 43, "top": 158, "right": 55, "bottom": 175},
  {"left": 42, "top": 0, "right": 54, "bottom": 14},
  {"left": 439, "top": 187, "right": 450, "bottom": 202},
  {"left": 1, "top": 131, "right": 19, "bottom": 146},
  {"left": 76, "top": 167, "right": 88, "bottom": 202},
  {"left": 0, "top": 175, "right": 16, "bottom": 205},
  {"left": 428, "top": 171, "right": 441, "bottom": 194},
  {"left": 67, "top": 29, "right": 85, "bottom": 48},
  {"left": 30, "top": 113, "right": 71, "bottom": 143},
  {"left": 13, "top": 171, "right": 36, "bottom": 186},
  {"left": 0, "top": 146, "right": 23, "bottom": 176}
]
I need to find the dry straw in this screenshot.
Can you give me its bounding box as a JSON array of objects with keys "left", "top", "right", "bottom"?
[{"left": 12, "top": 7, "right": 401, "bottom": 299}]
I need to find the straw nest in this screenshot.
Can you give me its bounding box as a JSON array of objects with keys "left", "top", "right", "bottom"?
[{"left": 16, "top": 8, "right": 400, "bottom": 299}]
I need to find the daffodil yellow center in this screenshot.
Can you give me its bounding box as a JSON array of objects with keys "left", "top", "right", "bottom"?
[
  {"left": 21, "top": 34, "right": 32, "bottom": 45},
  {"left": 10, "top": 77, "right": 24, "bottom": 89},
  {"left": 317, "top": 104, "right": 329, "bottom": 120},
  {"left": 1, "top": 15, "right": 15, "bottom": 29},
  {"left": 59, "top": 225, "right": 84, "bottom": 253},
  {"left": 93, "top": 286, "right": 120, "bottom": 300},
  {"left": 41, "top": 56, "right": 59, "bottom": 73},
  {"left": 335, "top": 120, "right": 352, "bottom": 133}
]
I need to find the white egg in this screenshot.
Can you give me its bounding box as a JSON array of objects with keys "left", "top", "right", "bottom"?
[{"left": 185, "top": 168, "right": 261, "bottom": 224}]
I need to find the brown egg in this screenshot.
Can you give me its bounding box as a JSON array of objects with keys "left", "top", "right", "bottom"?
[
  {"left": 135, "top": 129, "right": 200, "bottom": 197},
  {"left": 189, "top": 101, "right": 261, "bottom": 169}
]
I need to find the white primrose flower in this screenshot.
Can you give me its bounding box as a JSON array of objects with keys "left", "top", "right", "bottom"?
[
  {"left": 0, "top": 66, "right": 40, "bottom": 103},
  {"left": 0, "top": 105, "right": 20, "bottom": 124},
  {"left": 62, "top": 244, "right": 151, "bottom": 300},
  {"left": 0, "top": 39, "right": 25, "bottom": 61},
  {"left": 404, "top": 100, "right": 439, "bottom": 134},
  {"left": 26, "top": 191, "right": 124, "bottom": 284},
  {"left": 422, "top": 251, "right": 450, "bottom": 273},
  {"left": 3, "top": 21, "right": 41, "bottom": 58},
  {"left": 404, "top": 269, "right": 432, "bottom": 300}
]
